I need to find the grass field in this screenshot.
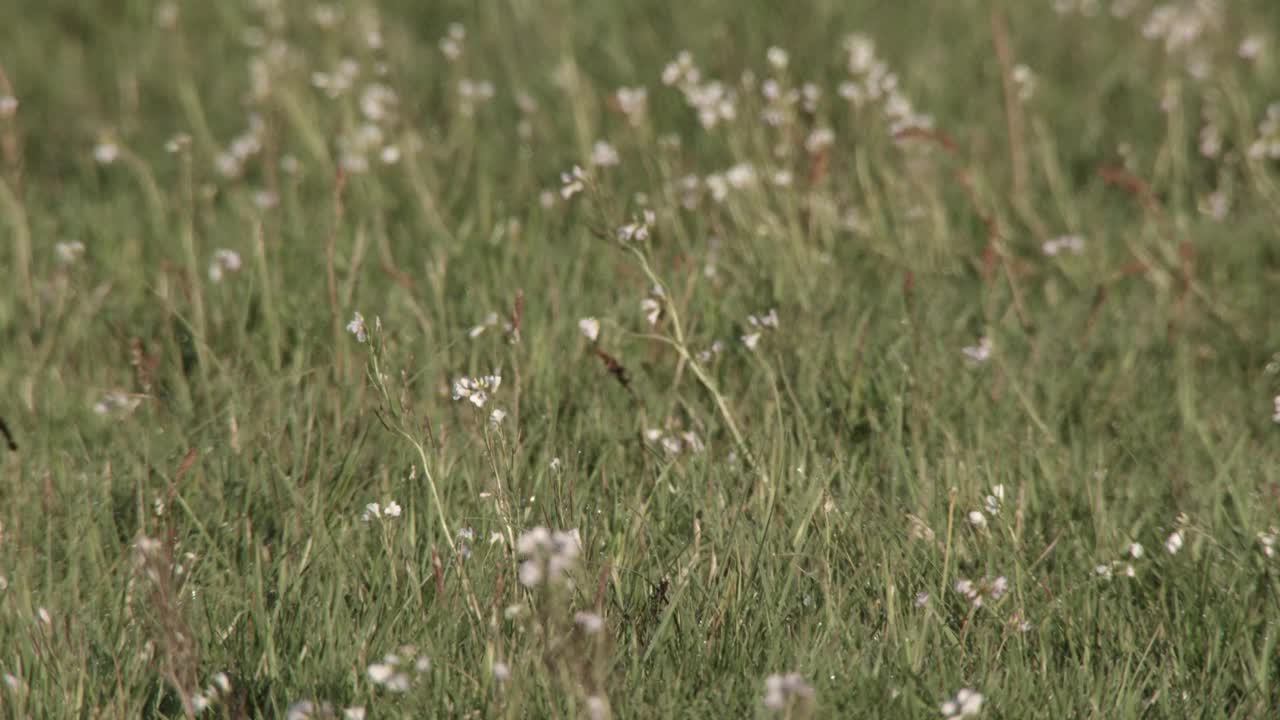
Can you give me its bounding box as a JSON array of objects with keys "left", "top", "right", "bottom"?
[{"left": 3, "top": 0, "right": 1280, "bottom": 717}]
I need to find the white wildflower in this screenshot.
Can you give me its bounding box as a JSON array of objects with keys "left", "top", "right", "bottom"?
[
  {"left": 1165, "top": 530, "right": 1184, "bottom": 555},
  {"left": 615, "top": 87, "right": 648, "bottom": 125},
  {"left": 578, "top": 317, "right": 600, "bottom": 342},
  {"left": 516, "top": 527, "right": 582, "bottom": 588},
  {"left": 805, "top": 127, "right": 835, "bottom": 154},
  {"left": 590, "top": 140, "right": 620, "bottom": 167},
  {"left": 93, "top": 142, "right": 120, "bottom": 165},
  {"left": 560, "top": 165, "right": 586, "bottom": 199},
  {"left": 954, "top": 576, "right": 1007, "bottom": 608},
  {"left": 766, "top": 46, "right": 789, "bottom": 70},
  {"left": 346, "top": 312, "right": 367, "bottom": 342},
  {"left": 762, "top": 672, "right": 813, "bottom": 710},
  {"left": 1042, "top": 234, "right": 1085, "bottom": 256},
  {"left": 55, "top": 241, "right": 85, "bottom": 264},
  {"left": 640, "top": 297, "right": 661, "bottom": 326},
  {"left": 574, "top": 611, "right": 604, "bottom": 634},
  {"left": 1239, "top": 35, "right": 1265, "bottom": 60},
  {"left": 452, "top": 374, "right": 501, "bottom": 408},
  {"left": 1258, "top": 527, "right": 1277, "bottom": 558},
  {"left": 208, "top": 249, "right": 243, "bottom": 283},
  {"left": 1012, "top": 64, "right": 1035, "bottom": 101},
  {"left": 962, "top": 336, "right": 991, "bottom": 364},
  {"left": 940, "top": 687, "right": 984, "bottom": 719}
]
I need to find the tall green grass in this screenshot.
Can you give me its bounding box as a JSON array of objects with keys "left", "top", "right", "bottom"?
[{"left": 2, "top": 0, "right": 1280, "bottom": 717}]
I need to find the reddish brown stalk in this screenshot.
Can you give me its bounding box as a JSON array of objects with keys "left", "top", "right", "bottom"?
[
  {"left": 1097, "top": 165, "right": 1161, "bottom": 214},
  {"left": 591, "top": 345, "right": 634, "bottom": 396},
  {"left": 507, "top": 289, "right": 525, "bottom": 341}
]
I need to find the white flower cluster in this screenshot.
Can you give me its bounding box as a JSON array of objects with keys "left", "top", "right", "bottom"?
[
  {"left": 837, "top": 34, "right": 933, "bottom": 135},
  {"left": 1141, "top": 1, "right": 1220, "bottom": 55},
  {"left": 208, "top": 249, "right": 243, "bottom": 283},
  {"left": 578, "top": 317, "right": 601, "bottom": 342},
  {"left": 1258, "top": 527, "right": 1278, "bottom": 558},
  {"left": 954, "top": 575, "right": 1008, "bottom": 608},
  {"left": 1042, "top": 235, "right": 1085, "bottom": 257},
  {"left": 662, "top": 51, "right": 737, "bottom": 130},
  {"left": 940, "top": 687, "right": 984, "bottom": 719},
  {"left": 762, "top": 672, "right": 814, "bottom": 711},
  {"left": 189, "top": 671, "right": 233, "bottom": 714},
  {"left": 367, "top": 646, "right": 430, "bottom": 693},
  {"left": 614, "top": 86, "right": 648, "bottom": 126},
  {"left": 644, "top": 428, "right": 705, "bottom": 458},
  {"left": 742, "top": 308, "right": 779, "bottom": 351},
  {"left": 452, "top": 374, "right": 502, "bottom": 408},
  {"left": 1248, "top": 103, "right": 1280, "bottom": 161},
  {"left": 214, "top": 114, "right": 266, "bottom": 179},
  {"left": 360, "top": 501, "right": 402, "bottom": 522},
  {"left": 962, "top": 337, "right": 992, "bottom": 365},
  {"left": 1095, "top": 542, "right": 1144, "bottom": 580},
  {"left": 618, "top": 209, "right": 656, "bottom": 243},
  {"left": 55, "top": 241, "right": 85, "bottom": 264},
  {"left": 516, "top": 527, "right": 582, "bottom": 588},
  {"left": 968, "top": 484, "right": 1006, "bottom": 528},
  {"left": 93, "top": 391, "right": 141, "bottom": 416},
  {"left": 560, "top": 165, "right": 587, "bottom": 199}
]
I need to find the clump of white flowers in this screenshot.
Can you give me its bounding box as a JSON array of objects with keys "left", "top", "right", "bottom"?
[
  {"left": 367, "top": 646, "right": 430, "bottom": 693},
  {"left": 1248, "top": 103, "right": 1280, "bottom": 160},
  {"left": 742, "top": 308, "right": 779, "bottom": 351},
  {"left": 962, "top": 336, "right": 992, "bottom": 364},
  {"left": 618, "top": 209, "right": 656, "bottom": 243},
  {"left": 516, "top": 527, "right": 582, "bottom": 588},
  {"left": 1258, "top": 527, "right": 1278, "bottom": 558},
  {"left": 1096, "top": 541, "right": 1144, "bottom": 580},
  {"left": 762, "top": 672, "right": 814, "bottom": 711},
  {"left": 346, "top": 312, "right": 368, "bottom": 342},
  {"left": 643, "top": 428, "right": 705, "bottom": 458},
  {"left": 614, "top": 86, "right": 648, "bottom": 126},
  {"left": 55, "top": 241, "right": 86, "bottom": 264},
  {"left": 93, "top": 391, "right": 141, "bottom": 416},
  {"left": 1042, "top": 235, "right": 1085, "bottom": 256},
  {"left": 189, "top": 672, "right": 233, "bottom": 714},
  {"left": 954, "top": 575, "right": 1007, "bottom": 608},
  {"left": 837, "top": 33, "right": 933, "bottom": 135},
  {"left": 208, "top": 249, "right": 242, "bottom": 283},
  {"left": 940, "top": 688, "right": 984, "bottom": 718},
  {"left": 590, "top": 140, "right": 620, "bottom": 168},
  {"left": 661, "top": 50, "right": 737, "bottom": 130},
  {"left": 360, "top": 501, "right": 402, "bottom": 522},
  {"left": 452, "top": 374, "right": 502, "bottom": 408},
  {"left": 560, "top": 165, "right": 587, "bottom": 199}
]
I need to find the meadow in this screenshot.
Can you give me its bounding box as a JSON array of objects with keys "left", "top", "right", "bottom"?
[{"left": 2, "top": 0, "right": 1280, "bottom": 717}]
